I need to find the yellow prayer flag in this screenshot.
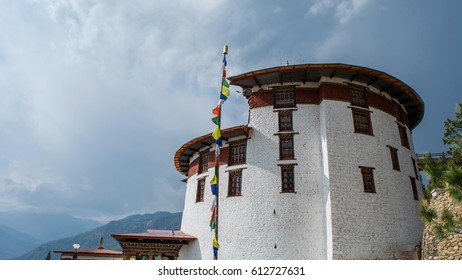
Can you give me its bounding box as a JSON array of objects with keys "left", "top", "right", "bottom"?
[
  {"left": 212, "top": 233, "right": 220, "bottom": 249},
  {"left": 221, "top": 85, "right": 230, "bottom": 98},
  {"left": 212, "top": 126, "right": 221, "bottom": 140},
  {"left": 210, "top": 174, "right": 217, "bottom": 185}
]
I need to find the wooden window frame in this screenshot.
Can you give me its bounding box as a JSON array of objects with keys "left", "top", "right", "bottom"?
[
  {"left": 198, "top": 152, "right": 209, "bottom": 174},
  {"left": 196, "top": 178, "right": 205, "bottom": 202},
  {"left": 228, "top": 169, "right": 242, "bottom": 197},
  {"left": 348, "top": 84, "right": 368, "bottom": 108},
  {"left": 387, "top": 146, "right": 400, "bottom": 171},
  {"left": 279, "top": 134, "right": 295, "bottom": 160},
  {"left": 278, "top": 110, "right": 293, "bottom": 131},
  {"left": 398, "top": 124, "right": 410, "bottom": 149},
  {"left": 273, "top": 87, "right": 296, "bottom": 109},
  {"left": 351, "top": 108, "right": 373, "bottom": 135},
  {"left": 410, "top": 176, "right": 419, "bottom": 200},
  {"left": 393, "top": 102, "right": 401, "bottom": 121},
  {"left": 280, "top": 164, "right": 295, "bottom": 193},
  {"left": 412, "top": 157, "right": 419, "bottom": 181},
  {"left": 359, "top": 166, "right": 376, "bottom": 193},
  {"left": 229, "top": 139, "right": 247, "bottom": 166}
]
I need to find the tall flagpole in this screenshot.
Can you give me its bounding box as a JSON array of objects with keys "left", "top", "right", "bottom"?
[
  {"left": 216, "top": 45, "right": 228, "bottom": 260},
  {"left": 215, "top": 90, "right": 220, "bottom": 260},
  {"left": 211, "top": 45, "right": 229, "bottom": 260}
]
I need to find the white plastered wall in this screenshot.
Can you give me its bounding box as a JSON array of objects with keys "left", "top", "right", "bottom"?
[{"left": 321, "top": 100, "right": 423, "bottom": 259}]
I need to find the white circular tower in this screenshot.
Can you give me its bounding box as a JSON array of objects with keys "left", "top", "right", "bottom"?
[{"left": 174, "top": 63, "right": 424, "bottom": 260}]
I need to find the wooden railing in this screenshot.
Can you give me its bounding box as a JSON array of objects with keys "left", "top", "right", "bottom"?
[{"left": 416, "top": 152, "right": 451, "bottom": 160}]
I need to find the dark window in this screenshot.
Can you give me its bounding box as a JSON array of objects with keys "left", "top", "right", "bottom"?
[
  {"left": 388, "top": 146, "right": 400, "bottom": 171},
  {"left": 196, "top": 179, "right": 205, "bottom": 202},
  {"left": 393, "top": 102, "right": 408, "bottom": 124},
  {"left": 198, "top": 152, "right": 209, "bottom": 174},
  {"left": 393, "top": 102, "right": 401, "bottom": 120},
  {"left": 412, "top": 157, "right": 419, "bottom": 181},
  {"left": 410, "top": 176, "right": 419, "bottom": 200},
  {"left": 349, "top": 84, "right": 368, "bottom": 108},
  {"left": 229, "top": 139, "right": 247, "bottom": 166},
  {"left": 398, "top": 124, "right": 410, "bottom": 149},
  {"left": 279, "top": 134, "right": 294, "bottom": 160},
  {"left": 360, "top": 166, "right": 376, "bottom": 193},
  {"left": 352, "top": 108, "right": 373, "bottom": 135},
  {"left": 278, "top": 110, "right": 293, "bottom": 131},
  {"left": 228, "top": 170, "right": 242, "bottom": 196},
  {"left": 281, "top": 165, "right": 295, "bottom": 193},
  {"left": 274, "top": 87, "right": 296, "bottom": 109}
]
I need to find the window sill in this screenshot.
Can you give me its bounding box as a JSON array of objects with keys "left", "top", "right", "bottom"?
[
  {"left": 225, "top": 165, "right": 247, "bottom": 172},
  {"left": 348, "top": 105, "right": 372, "bottom": 112},
  {"left": 277, "top": 160, "right": 297, "bottom": 165},
  {"left": 353, "top": 131, "right": 374, "bottom": 136},
  {"left": 273, "top": 107, "right": 298, "bottom": 112},
  {"left": 395, "top": 120, "right": 408, "bottom": 128},
  {"left": 274, "top": 131, "right": 299, "bottom": 136},
  {"left": 196, "top": 173, "right": 209, "bottom": 180}
]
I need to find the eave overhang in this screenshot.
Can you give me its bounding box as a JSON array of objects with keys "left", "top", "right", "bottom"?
[{"left": 228, "top": 63, "right": 424, "bottom": 130}]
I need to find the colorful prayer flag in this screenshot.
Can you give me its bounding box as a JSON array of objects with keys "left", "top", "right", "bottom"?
[
  {"left": 210, "top": 206, "right": 216, "bottom": 230},
  {"left": 222, "top": 55, "right": 227, "bottom": 78},
  {"left": 212, "top": 233, "right": 219, "bottom": 259},
  {"left": 220, "top": 88, "right": 229, "bottom": 100},
  {"left": 211, "top": 116, "right": 220, "bottom": 126},
  {"left": 210, "top": 174, "right": 217, "bottom": 195},
  {"left": 211, "top": 196, "right": 217, "bottom": 211},
  {"left": 210, "top": 173, "right": 217, "bottom": 185},
  {"left": 220, "top": 78, "right": 230, "bottom": 101},
  {"left": 210, "top": 184, "right": 217, "bottom": 195},
  {"left": 222, "top": 77, "right": 229, "bottom": 88},
  {"left": 212, "top": 126, "right": 221, "bottom": 139},
  {"left": 212, "top": 126, "right": 222, "bottom": 147},
  {"left": 215, "top": 144, "right": 220, "bottom": 157},
  {"left": 212, "top": 105, "right": 220, "bottom": 116},
  {"left": 211, "top": 185, "right": 217, "bottom": 196},
  {"left": 213, "top": 246, "right": 218, "bottom": 258},
  {"left": 216, "top": 138, "right": 222, "bottom": 147},
  {"left": 210, "top": 218, "right": 216, "bottom": 230},
  {"left": 212, "top": 233, "right": 220, "bottom": 249}
]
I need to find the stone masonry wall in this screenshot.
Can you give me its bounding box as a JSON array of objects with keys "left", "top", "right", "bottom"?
[
  {"left": 322, "top": 99, "right": 423, "bottom": 259},
  {"left": 422, "top": 189, "right": 462, "bottom": 260}
]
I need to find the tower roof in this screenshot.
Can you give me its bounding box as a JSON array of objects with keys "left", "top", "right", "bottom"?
[
  {"left": 111, "top": 229, "right": 196, "bottom": 242},
  {"left": 228, "top": 63, "right": 424, "bottom": 130}
]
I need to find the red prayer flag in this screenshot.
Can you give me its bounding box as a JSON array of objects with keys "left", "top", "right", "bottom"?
[
  {"left": 210, "top": 206, "right": 216, "bottom": 223},
  {"left": 212, "top": 105, "right": 220, "bottom": 116}
]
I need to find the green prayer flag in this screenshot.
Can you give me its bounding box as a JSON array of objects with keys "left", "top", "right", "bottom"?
[
  {"left": 222, "top": 77, "right": 229, "bottom": 88},
  {"left": 211, "top": 116, "right": 220, "bottom": 125},
  {"left": 210, "top": 217, "right": 216, "bottom": 230}
]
